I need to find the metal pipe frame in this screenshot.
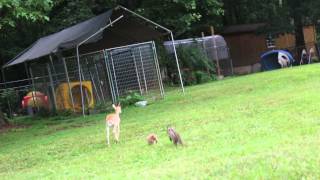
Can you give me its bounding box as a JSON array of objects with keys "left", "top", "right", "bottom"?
[
  {"left": 64, "top": 50, "right": 104, "bottom": 60},
  {"left": 76, "top": 15, "right": 124, "bottom": 116},
  {"left": 109, "top": 52, "right": 120, "bottom": 102},
  {"left": 105, "top": 41, "right": 153, "bottom": 52},
  {"left": 80, "top": 67, "right": 90, "bottom": 107},
  {"left": 103, "top": 50, "right": 116, "bottom": 104},
  {"left": 85, "top": 58, "right": 101, "bottom": 102},
  {"left": 170, "top": 32, "right": 185, "bottom": 93},
  {"left": 152, "top": 41, "right": 165, "bottom": 97},
  {"left": 28, "top": 65, "right": 40, "bottom": 111},
  {"left": 75, "top": 46, "right": 85, "bottom": 116},
  {"left": 138, "top": 47, "right": 148, "bottom": 94},
  {"left": 94, "top": 61, "right": 106, "bottom": 102},
  {"left": 46, "top": 63, "right": 58, "bottom": 111},
  {"left": 118, "top": 5, "right": 185, "bottom": 93},
  {"left": 62, "top": 58, "right": 76, "bottom": 112},
  {"left": 132, "top": 51, "right": 143, "bottom": 95}
]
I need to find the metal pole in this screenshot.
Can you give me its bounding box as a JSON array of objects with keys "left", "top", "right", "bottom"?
[
  {"left": 28, "top": 64, "right": 40, "bottom": 111},
  {"left": 80, "top": 67, "right": 90, "bottom": 110},
  {"left": 49, "top": 55, "right": 58, "bottom": 83},
  {"left": 201, "top": 32, "right": 211, "bottom": 76},
  {"left": 24, "top": 62, "right": 34, "bottom": 108},
  {"left": 78, "top": 15, "right": 124, "bottom": 46},
  {"left": 132, "top": 51, "right": 143, "bottom": 95},
  {"left": 75, "top": 16, "right": 123, "bottom": 112},
  {"left": 152, "top": 42, "right": 165, "bottom": 97},
  {"left": 46, "top": 63, "right": 58, "bottom": 111},
  {"left": 62, "top": 58, "right": 76, "bottom": 112},
  {"left": 118, "top": 6, "right": 172, "bottom": 33},
  {"left": 138, "top": 47, "right": 148, "bottom": 94},
  {"left": 76, "top": 46, "right": 85, "bottom": 116},
  {"left": 85, "top": 59, "right": 101, "bottom": 102},
  {"left": 103, "top": 50, "right": 116, "bottom": 103},
  {"left": 110, "top": 52, "right": 120, "bottom": 102},
  {"left": 170, "top": 32, "right": 185, "bottom": 93},
  {"left": 227, "top": 48, "right": 234, "bottom": 75},
  {"left": 94, "top": 61, "right": 106, "bottom": 102},
  {"left": 211, "top": 26, "right": 221, "bottom": 77}
]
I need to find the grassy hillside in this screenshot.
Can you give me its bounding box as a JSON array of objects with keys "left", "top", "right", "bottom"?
[{"left": 1, "top": 65, "right": 320, "bottom": 179}]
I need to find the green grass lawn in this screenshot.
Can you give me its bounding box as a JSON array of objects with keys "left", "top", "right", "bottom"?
[{"left": 1, "top": 64, "right": 320, "bottom": 179}]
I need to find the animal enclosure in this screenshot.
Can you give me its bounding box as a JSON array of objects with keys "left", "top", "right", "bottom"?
[{"left": 26, "top": 41, "right": 163, "bottom": 112}]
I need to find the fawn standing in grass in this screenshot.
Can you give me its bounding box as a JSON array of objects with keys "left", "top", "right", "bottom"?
[{"left": 106, "top": 104, "right": 122, "bottom": 146}]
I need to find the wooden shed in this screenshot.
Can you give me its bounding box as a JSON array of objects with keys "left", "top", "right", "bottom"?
[{"left": 222, "top": 23, "right": 317, "bottom": 74}]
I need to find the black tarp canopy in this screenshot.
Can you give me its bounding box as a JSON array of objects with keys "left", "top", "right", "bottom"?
[{"left": 3, "top": 6, "right": 164, "bottom": 68}]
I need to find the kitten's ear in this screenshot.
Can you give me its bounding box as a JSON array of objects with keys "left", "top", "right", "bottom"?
[{"left": 112, "top": 104, "right": 116, "bottom": 109}]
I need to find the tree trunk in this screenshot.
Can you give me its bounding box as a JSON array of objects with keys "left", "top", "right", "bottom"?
[
  {"left": 0, "top": 109, "right": 10, "bottom": 126},
  {"left": 293, "top": 14, "right": 306, "bottom": 65}
]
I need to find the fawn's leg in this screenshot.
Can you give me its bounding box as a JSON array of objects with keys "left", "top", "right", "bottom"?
[
  {"left": 106, "top": 123, "right": 110, "bottom": 146},
  {"left": 113, "top": 125, "right": 118, "bottom": 142},
  {"left": 117, "top": 124, "right": 120, "bottom": 141}
]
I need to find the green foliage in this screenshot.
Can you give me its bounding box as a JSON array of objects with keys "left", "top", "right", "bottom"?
[
  {"left": 119, "top": 91, "right": 145, "bottom": 107},
  {"left": 223, "top": 0, "right": 320, "bottom": 46},
  {"left": 139, "top": 0, "right": 223, "bottom": 36},
  {"left": 194, "top": 70, "right": 213, "bottom": 84},
  {"left": 0, "top": 0, "right": 52, "bottom": 30},
  {"left": 0, "top": 88, "right": 18, "bottom": 115},
  {"left": 177, "top": 46, "right": 216, "bottom": 85},
  {"left": 0, "top": 88, "right": 16, "bottom": 106},
  {"left": 94, "top": 102, "right": 114, "bottom": 114},
  {"left": 177, "top": 46, "right": 215, "bottom": 72}
]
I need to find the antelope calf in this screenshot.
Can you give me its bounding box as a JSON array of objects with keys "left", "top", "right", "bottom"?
[{"left": 106, "top": 104, "right": 122, "bottom": 146}]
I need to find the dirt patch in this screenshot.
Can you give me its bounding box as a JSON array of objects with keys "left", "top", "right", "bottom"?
[
  {"left": 36, "top": 121, "right": 98, "bottom": 136},
  {"left": 0, "top": 124, "right": 29, "bottom": 134}
]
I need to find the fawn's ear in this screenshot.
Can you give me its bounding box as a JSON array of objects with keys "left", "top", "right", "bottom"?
[{"left": 112, "top": 104, "right": 116, "bottom": 109}]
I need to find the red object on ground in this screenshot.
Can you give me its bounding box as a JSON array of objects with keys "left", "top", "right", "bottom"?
[{"left": 21, "top": 91, "right": 49, "bottom": 109}]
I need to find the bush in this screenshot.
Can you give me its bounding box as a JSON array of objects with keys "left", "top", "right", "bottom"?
[
  {"left": 194, "top": 71, "right": 213, "bottom": 84},
  {"left": 0, "top": 88, "right": 18, "bottom": 117},
  {"left": 94, "top": 102, "right": 114, "bottom": 114},
  {"left": 119, "top": 91, "right": 145, "bottom": 108},
  {"left": 177, "top": 46, "right": 215, "bottom": 73},
  {"left": 170, "top": 46, "right": 216, "bottom": 85}
]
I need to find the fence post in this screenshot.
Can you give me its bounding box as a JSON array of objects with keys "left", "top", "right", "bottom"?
[
  {"left": 110, "top": 52, "right": 120, "bottom": 102},
  {"left": 62, "top": 58, "right": 76, "bottom": 112},
  {"left": 152, "top": 41, "right": 165, "bottom": 98},
  {"left": 170, "top": 32, "right": 185, "bottom": 93},
  {"left": 132, "top": 50, "right": 143, "bottom": 95},
  {"left": 46, "top": 63, "right": 57, "bottom": 111},
  {"left": 28, "top": 64, "right": 40, "bottom": 112},
  {"left": 138, "top": 47, "right": 148, "bottom": 94},
  {"left": 93, "top": 58, "right": 106, "bottom": 102},
  {"left": 76, "top": 46, "right": 85, "bottom": 116},
  {"left": 210, "top": 26, "right": 222, "bottom": 78}
]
